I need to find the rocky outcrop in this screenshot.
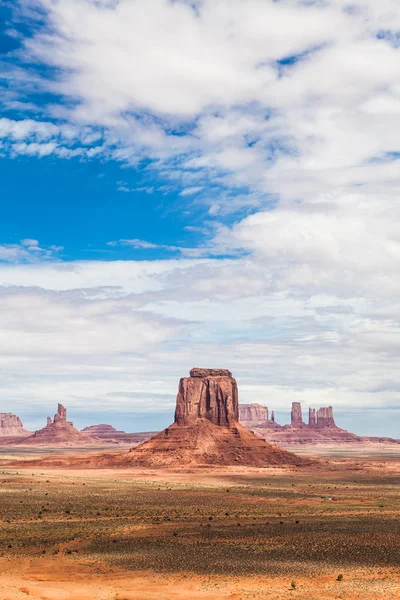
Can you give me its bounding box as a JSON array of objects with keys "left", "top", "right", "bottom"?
[
  {"left": 21, "top": 404, "right": 98, "bottom": 446},
  {"left": 0, "top": 413, "right": 30, "bottom": 437},
  {"left": 189, "top": 368, "right": 232, "bottom": 378},
  {"left": 175, "top": 368, "right": 238, "bottom": 427},
  {"left": 130, "top": 368, "right": 306, "bottom": 467},
  {"left": 239, "top": 403, "right": 269, "bottom": 425},
  {"left": 242, "top": 402, "right": 399, "bottom": 445},
  {"left": 54, "top": 403, "right": 66, "bottom": 423},
  {"left": 316, "top": 406, "right": 336, "bottom": 428},
  {"left": 291, "top": 402, "right": 304, "bottom": 427}
]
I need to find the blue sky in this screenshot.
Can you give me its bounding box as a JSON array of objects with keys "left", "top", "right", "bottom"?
[
  {"left": 0, "top": 155, "right": 207, "bottom": 261},
  {"left": 1, "top": 0, "right": 400, "bottom": 437}
]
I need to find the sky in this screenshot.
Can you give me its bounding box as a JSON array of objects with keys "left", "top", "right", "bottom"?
[{"left": 0, "top": 0, "right": 400, "bottom": 437}]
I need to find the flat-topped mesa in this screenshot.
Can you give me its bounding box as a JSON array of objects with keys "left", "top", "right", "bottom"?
[
  {"left": 239, "top": 403, "right": 269, "bottom": 425},
  {"left": 175, "top": 368, "right": 238, "bottom": 427},
  {"left": 291, "top": 402, "right": 304, "bottom": 427},
  {"left": 190, "top": 368, "right": 232, "bottom": 378},
  {"left": 316, "top": 406, "right": 336, "bottom": 428},
  {"left": 0, "top": 412, "right": 30, "bottom": 436},
  {"left": 0, "top": 413, "right": 23, "bottom": 430}
]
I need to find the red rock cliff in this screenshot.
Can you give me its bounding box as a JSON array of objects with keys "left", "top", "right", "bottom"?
[
  {"left": 291, "top": 402, "right": 304, "bottom": 426},
  {"left": 239, "top": 403, "right": 269, "bottom": 424},
  {"left": 175, "top": 368, "right": 238, "bottom": 427},
  {"left": 316, "top": 406, "right": 336, "bottom": 428}
]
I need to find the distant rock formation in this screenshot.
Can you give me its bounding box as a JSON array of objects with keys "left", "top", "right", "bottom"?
[
  {"left": 240, "top": 401, "right": 399, "bottom": 445},
  {"left": 239, "top": 403, "right": 269, "bottom": 426},
  {"left": 0, "top": 413, "right": 30, "bottom": 437},
  {"left": 315, "top": 406, "right": 336, "bottom": 428},
  {"left": 21, "top": 404, "right": 98, "bottom": 446},
  {"left": 291, "top": 402, "right": 304, "bottom": 427},
  {"left": 129, "top": 368, "right": 305, "bottom": 467},
  {"left": 83, "top": 424, "right": 125, "bottom": 435},
  {"left": 81, "top": 424, "right": 155, "bottom": 445}
]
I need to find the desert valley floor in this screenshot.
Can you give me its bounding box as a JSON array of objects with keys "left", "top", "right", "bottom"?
[{"left": 0, "top": 446, "right": 398, "bottom": 600}]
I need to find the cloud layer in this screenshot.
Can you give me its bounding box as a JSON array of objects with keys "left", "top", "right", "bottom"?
[{"left": 1, "top": 1, "right": 400, "bottom": 435}]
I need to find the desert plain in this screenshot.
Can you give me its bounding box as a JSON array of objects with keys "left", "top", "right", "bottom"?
[{"left": 0, "top": 445, "right": 398, "bottom": 600}]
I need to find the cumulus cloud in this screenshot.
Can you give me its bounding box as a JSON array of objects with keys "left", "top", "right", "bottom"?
[
  {"left": 0, "top": 259, "right": 398, "bottom": 436},
  {"left": 1, "top": 1, "right": 400, "bottom": 434},
  {"left": 2, "top": 0, "right": 398, "bottom": 198},
  {"left": 0, "top": 239, "right": 62, "bottom": 263}
]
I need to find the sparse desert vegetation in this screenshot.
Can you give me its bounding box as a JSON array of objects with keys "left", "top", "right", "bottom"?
[{"left": 0, "top": 449, "right": 398, "bottom": 599}]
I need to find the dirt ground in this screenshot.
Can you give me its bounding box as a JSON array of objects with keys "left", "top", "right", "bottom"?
[{"left": 0, "top": 447, "right": 398, "bottom": 600}]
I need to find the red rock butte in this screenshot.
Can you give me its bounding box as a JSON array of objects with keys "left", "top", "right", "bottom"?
[
  {"left": 239, "top": 401, "right": 400, "bottom": 445},
  {"left": 0, "top": 412, "right": 30, "bottom": 437},
  {"left": 21, "top": 403, "right": 98, "bottom": 446},
  {"left": 130, "top": 368, "right": 305, "bottom": 467}
]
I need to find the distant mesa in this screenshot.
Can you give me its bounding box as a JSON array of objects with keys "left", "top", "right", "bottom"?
[
  {"left": 240, "top": 401, "right": 399, "bottom": 445},
  {"left": 82, "top": 424, "right": 125, "bottom": 435},
  {"left": 21, "top": 403, "right": 99, "bottom": 446},
  {"left": 129, "top": 368, "right": 306, "bottom": 467},
  {"left": 0, "top": 412, "right": 30, "bottom": 437},
  {"left": 82, "top": 424, "right": 156, "bottom": 445}
]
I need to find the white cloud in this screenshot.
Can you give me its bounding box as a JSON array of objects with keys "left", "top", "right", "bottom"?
[
  {"left": 2, "top": 1, "right": 400, "bottom": 434},
  {"left": 0, "top": 240, "right": 62, "bottom": 263},
  {"left": 0, "top": 258, "right": 398, "bottom": 436}
]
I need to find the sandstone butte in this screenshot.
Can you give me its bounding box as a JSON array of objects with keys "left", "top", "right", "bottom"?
[
  {"left": 20, "top": 403, "right": 99, "bottom": 446},
  {"left": 239, "top": 401, "right": 400, "bottom": 445},
  {"left": 124, "top": 368, "right": 306, "bottom": 467},
  {"left": 0, "top": 413, "right": 30, "bottom": 437}
]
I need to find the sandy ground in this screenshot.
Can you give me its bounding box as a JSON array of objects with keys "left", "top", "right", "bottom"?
[
  {"left": 0, "top": 446, "right": 398, "bottom": 600},
  {"left": 1, "top": 559, "right": 399, "bottom": 600}
]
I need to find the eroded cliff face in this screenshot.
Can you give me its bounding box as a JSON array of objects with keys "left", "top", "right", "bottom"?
[
  {"left": 54, "top": 403, "right": 67, "bottom": 423},
  {"left": 239, "top": 403, "right": 269, "bottom": 424},
  {"left": 0, "top": 413, "right": 29, "bottom": 436},
  {"left": 132, "top": 368, "right": 305, "bottom": 467},
  {"left": 291, "top": 402, "right": 304, "bottom": 427},
  {"left": 315, "top": 406, "right": 336, "bottom": 428},
  {"left": 175, "top": 368, "right": 238, "bottom": 427}
]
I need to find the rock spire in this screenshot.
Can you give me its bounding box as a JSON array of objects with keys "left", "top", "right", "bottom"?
[{"left": 291, "top": 402, "right": 304, "bottom": 426}]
